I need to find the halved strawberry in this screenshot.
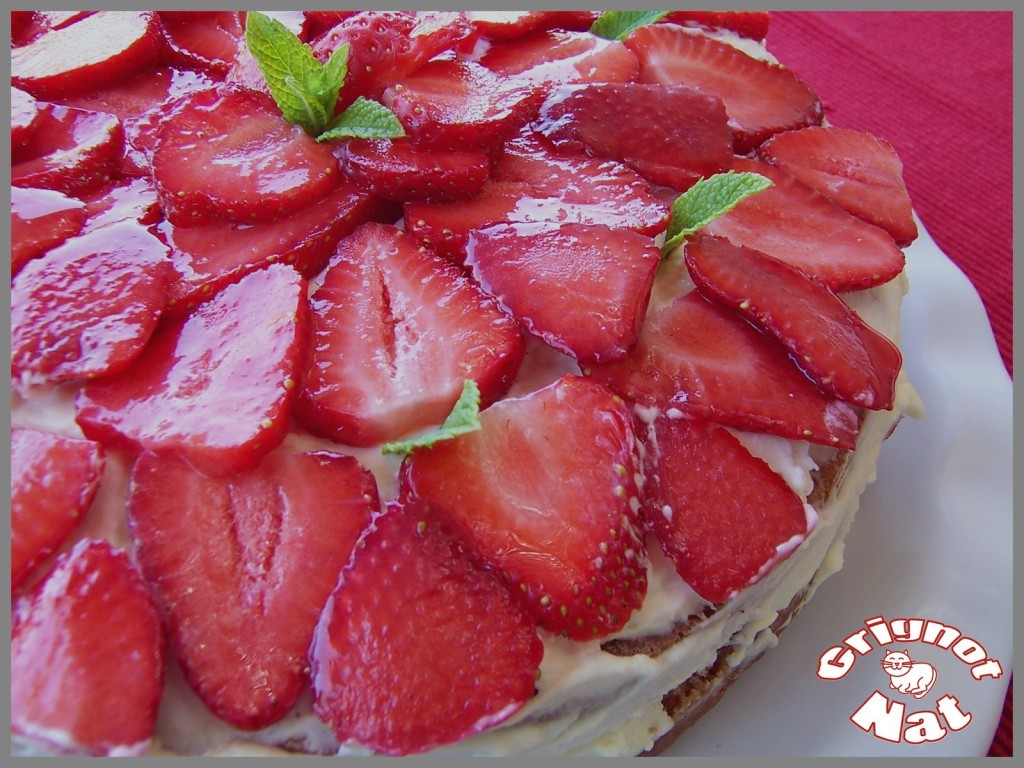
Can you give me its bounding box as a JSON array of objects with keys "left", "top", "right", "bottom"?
[
  {"left": 405, "top": 131, "right": 670, "bottom": 260},
  {"left": 588, "top": 290, "right": 860, "bottom": 450},
  {"left": 466, "top": 11, "right": 598, "bottom": 41},
  {"left": 11, "top": 86, "right": 43, "bottom": 149},
  {"left": 159, "top": 10, "right": 244, "bottom": 75},
  {"left": 10, "top": 186, "right": 87, "bottom": 275},
  {"left": 311, "top": 499, "right": 542, "bottom": 755},
  {"left": 11, "top": 221, "right": 174, "bottom": 394},
  {"left": 663, "top": 11, "right": 771, "bottom": 41},
  {"left": 75, "top": 263, "right": 308, "bottom": 476},
  {"left": 534, "top": 82, "right": 733, "bottom": 190},
  {"left": 295, "top": 223, "right": 524, "bottom": 447},
  {"left": 336, "top": 137, "right": 490, "bottom": 202},
  {"left": 382, "top": 59, "right": 540, "bottom": 155},
  {"left": 11, "top": 11, "right": 166, "bottom": 100},
  {"left": 480, "top": 29, "right": 639, "bottom": 90},
  {"left": 703, "top": 157, "right": 906, "bottom": 291},
  {"left": 401, "top": 375, "right": 648, "bottom": 640},
  {"left": 466, "top": 222, "right": 661, "bottom": 363},
  {"left": 128, "top": 449, "right": 378, "bottom": 730},
  {"left": 626, "top": 23, "right": 821, "bottom": 153},
  {"left": 641, "top": 415, "right": 812, "bottom": 604},
  {"left": 12, "top": 539, "right": 163, "bottom": 756},
  {"left": 686, "top": 233, "right": 903, "bottom": 410},
  {"left": 161, "top": 179, "right": 380, "bottom": 317},
  {"left": 12, "top": 105, "right": 124, "bottom": 194},
  {"left": 10, "top": 429, "right": 104, "bottom": 592},
  {"left": 759, "top": 126, "right": 919, "bottom": 246}
]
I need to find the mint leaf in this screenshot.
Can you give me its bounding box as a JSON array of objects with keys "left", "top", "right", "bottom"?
[
  {"left": 318, "top": 96, "right": 406, "bottom": 142},
  {"left": 590, "top": 10, "right": 670, "bottom": 41},
  {"left": 662, "top": 172, "right": 774, "bottom": 255},
  {"left": 245, "top": 11, "right": 334, "bottom": 135},
  {"left": 381, "top": 380, "right": 481, "bottom": 456}
]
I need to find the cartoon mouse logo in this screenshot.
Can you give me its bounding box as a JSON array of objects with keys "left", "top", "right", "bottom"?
[{"left": 881, "top": 649, "right": 937, "bottom": 699}]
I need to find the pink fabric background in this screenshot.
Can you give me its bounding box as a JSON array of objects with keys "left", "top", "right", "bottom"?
[{"left": 767, "top": 12, "right": 1013, "bottom": 756}]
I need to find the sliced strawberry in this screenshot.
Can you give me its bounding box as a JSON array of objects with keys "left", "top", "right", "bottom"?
[
  {"left": 480, "top": 29, "right": 639, "bottom": 91},
  {"left": 686, "top": 233, "right": 903, "bottom": 410},
  {"left": 10, "top": 429, "right": 104, "bottom": 592},
  {"left": 401, "top": 375, "right": 648, "bottom": 640},
  {"left": 311, "top": 499, "right": 542, "bottom": 755},
  {"left": 11, "top": 221, "right": 174, "bottom": 394},
  {"left": 466, "top": 11, "right": 598, "bottom": 41},
  {"left": 75, "top": 263, "right": 308, "bottom": 476},
  {"left": 336, "top": 138, "right": 490, "bottom": 202},
  {"left": 311, "top": 11, "right": 474, "bottom": 111},
  {"left": 10, "top": 186, "right": 87, "bottom": 275},
  {"left": 159, "top": 10, "right": 244, "bottom": 75},
  {"left": 382, "top": 59, "right": 540, "bottom": 155},
  {"left": 12, "top": 105, "right": 124, "bottom": 195},
  {"left": 589, "top": 290, "right": 860, "bottom": 449},
  {"left": 703, "top": 157, "right": 906, "bottom": 291},
  {"left": 534, "top": 82, "right": 732, "bottom": 190},
  {"left": 129, "top": 449, "right": 378, "bottom": 730},
  {"left": 11, "top": 539, "right": 163, "bottom": 756},
  {"left": 151, "top": 85, "right": 341, "bottom": 227},
  {"left": 11, "top": 86, "right": 43, "bottom": 149},
  {"left": 663, "top": 11, "right": 772, "bottom": 41},
  {"left": 78, "top": 176, "right": 162, "bottom": 233},
  {"left": 626, "top": 24, "right": 821, "bottom": 153},
  {"left": 759, "top": 126, "right": 919, "bottom": 246},
  {"left": 641, "top": 415, "right": 812, "bottom": 604},
  {"left": 161, "top": 179, "right": 380, "bottom": 317},
  {"left": 295, "top": 223, "right": 524, "bottom": 447},
  {"left": 466, "top": 222, "right": 661, "bottom": 363},
  {"left": 405, "top": 131, "right": 670, "bottom": 260},
  {"left": 11, "top": 11, "right": 166, "bottom": 100},
  {"left": 303, "top": 10, "right": 357, "bottom": 40}
]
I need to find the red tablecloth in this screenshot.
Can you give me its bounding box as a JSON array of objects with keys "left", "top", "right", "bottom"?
[{"left": 767, "top": 11, "right": 1013, "bottom": 757}]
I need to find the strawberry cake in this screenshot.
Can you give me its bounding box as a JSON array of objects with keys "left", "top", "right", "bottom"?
[{"left": 10, "top": 9, "right": 923, "bottom": 757}]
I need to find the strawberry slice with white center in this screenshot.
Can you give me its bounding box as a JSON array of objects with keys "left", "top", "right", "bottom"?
[
  {"left": 128, "top": 449, "right": 378, "bottom": 730},
  {"left": 702, "top": 157, "right": 906, "bottom": 291},
  {"left": 75, "top": 263, "right": 308, "bottom": 476},
  {"left": 405, "top": 131, "right": 670, "bottom": 260},
  {"left": 686, "top": 233, "right": 903, "bottom": 411},
  {"left": 12, "top": 539, "right": 163, "bottom": 756},
  {"left": 159, "top": 10, "right": 244, "bottom": 75},
  {"left": 310, "top": 499, "right": 543, "bottom": 755},
  {"left": 295, "top": 223, "right": 524, "bottom": 447},
  {"left": 336, "top": 137, "right": 490, "bottom": 202},
  {"left": 625, "top": 23, "right": 822, "bottom": 153},
  {"left": 11, "top": 221, "right": 174, "bottom": 394},
  {"left": 12, "top": 104, "right": 125, "bottom": 195},
  {"left": 10, "top": 429, "right": 104, "bottom": 592},
  {"left": 10, "top": 186, "right": 87, "bottom": 275},
  {"left": 480, "top": 29, "right": 639, "bottom": 90},
  {"left": 401, "top": 375, "right": 648, "bottom": 640},
  {"left": 151, "top": 85, "right": 341, "bottom": 228},
  {"left": 466, "top": 222, "right": 661, "bottom": 363},
  {"left": 641, "top": 415, "right": 813, "bottom": 604},
  {"left": 11, "top": 11, "right": 167, "bottom": 100},
  {"left": 534, "top": 82, "right": 733, "bottom": 191},
  {"left": 382, "top": 59, "right": 540, "bottom": 155},
  {"left": 759, "top": 126, "right": 919, "bottom": 246},
  {"left": 160, "top": 178, "right": 380, "bottom": 317},
  {"left": 589, "top": 291, "right": 860, "bottom": 450}
]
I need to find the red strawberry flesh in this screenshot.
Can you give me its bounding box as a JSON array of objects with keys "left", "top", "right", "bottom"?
[{"left": 10, "top": 186, "right": 87, "bottom": 275}]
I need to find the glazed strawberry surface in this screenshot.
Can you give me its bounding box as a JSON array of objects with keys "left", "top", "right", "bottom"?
[{"left": 10, "top": 10, "right": 920, "bottom": 757}]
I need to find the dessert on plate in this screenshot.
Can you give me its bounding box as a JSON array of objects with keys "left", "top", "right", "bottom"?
[{"left": 10, "top": 9, "right": 922, "bottom": 757}]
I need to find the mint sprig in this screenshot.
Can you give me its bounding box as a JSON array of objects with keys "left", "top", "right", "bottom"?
[
  {"left": 381, "top": 380, "right": 482, "bottom": 456},
  {"left": 590, "top": 11, "right": 670, "bottom": 41},
  {"left": 662, "top": 172, "right": 774, "bottom": 256},
  {"left": 245, "top": 11, "right": 404, "bottom": 142}
]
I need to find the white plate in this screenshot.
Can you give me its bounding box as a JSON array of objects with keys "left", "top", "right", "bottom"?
[{"left": 664, "top": 223, "right": 1014, "bottom": 757}]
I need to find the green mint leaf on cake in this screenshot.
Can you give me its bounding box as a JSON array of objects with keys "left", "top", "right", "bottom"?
[
  {"left": 662, "top": 171, "right": 774, "bottom": 256},
  {"left": 245, "top": 11, "right": 403, "bottom": 142},
  {"left": 381, "top": 380, "right": 481, "bottom": 456},
  {"left": 590, "top": 11, "right": 670, "bottom": 41},
  {"left": 318, "top": 96, "right": 406, "bottom": 142}
]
